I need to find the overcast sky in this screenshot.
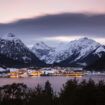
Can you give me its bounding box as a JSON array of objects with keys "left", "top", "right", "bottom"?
[{"left": 0, "top": 0, "right": 105, "bottom": 47}]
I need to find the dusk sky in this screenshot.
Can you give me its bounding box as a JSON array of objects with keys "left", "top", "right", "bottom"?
[{"left": 0, "top": 0, "right": 105, "bottom": 47}]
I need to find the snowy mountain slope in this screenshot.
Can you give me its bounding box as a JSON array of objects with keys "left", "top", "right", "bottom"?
[
  {"left": 0, "top": 33, "right": 45, "bottom": 67},
  {"left": 32, "top": 37, "right": 105, "bottom": 67},
  {"left": 55, "top": 38, "right": 105, "bottom": 67},
  {"left": 32, "top": 41, "right": 55, "bottom": 60},
  {"left": 58, "top": 46, "right": 101, "bottom": 67}
]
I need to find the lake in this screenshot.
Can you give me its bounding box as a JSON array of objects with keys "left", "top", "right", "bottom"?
[{"left": 0, "top": 75, "right": 105, "bottom": 92}]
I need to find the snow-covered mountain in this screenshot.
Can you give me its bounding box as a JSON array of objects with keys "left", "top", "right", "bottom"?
[
  {"left": 32, "top": 37, "right": 105, "bottom": 67},
  {"left": 1, "top": 33, "right": 105, "bottom": 68},
  {"left": 0, "top": 33, "right": 45, "bottom": 67},
  {"left": 32, "top": 41, "right": 55, "bottom": 60}
]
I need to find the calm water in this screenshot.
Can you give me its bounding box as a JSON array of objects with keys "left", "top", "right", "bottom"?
[{"left": 0, "top": 75, "right": 105, "bottom": 92}]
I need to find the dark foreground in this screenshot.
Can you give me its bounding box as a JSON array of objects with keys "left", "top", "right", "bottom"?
[{"left": 0, "top": 79, "right": 105, "bottom": 105}]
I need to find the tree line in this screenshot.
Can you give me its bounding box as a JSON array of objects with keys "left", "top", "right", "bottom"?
[{"left": 0, "top": 79, "right": 105, "bottom": 105}]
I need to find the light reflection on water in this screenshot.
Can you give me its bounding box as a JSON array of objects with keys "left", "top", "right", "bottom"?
[{"left": 0, "top": 75, "right": 105, "bottom": 92}]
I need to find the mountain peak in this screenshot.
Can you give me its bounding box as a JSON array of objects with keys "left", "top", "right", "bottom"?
[
  {"left": 2, "top": 33, "right": 19, "bottom": 41},
  {"left": 81, "top": 37, "right": 88, "bottom": 40},
  {"left": 36, "top": 41, "right": 45, "bottom": 46},
  {"left": 77, "top": 37, "right": 100, "bottom": 45},
  {"left": 7, "top": 33, "right": 15, "bottom": 37},
  {"left": 79, "top": 37, "right": 90, "bottom": 41},
  {"left": 34, "top": 41, "right": 51, "bottom": 50}
]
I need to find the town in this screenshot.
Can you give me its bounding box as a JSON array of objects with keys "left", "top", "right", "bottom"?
[
  {"left": 0, "top": 67, "right": 105, "bottom": 78},
  {"left": 0, "top": 67, "right": 87, "bottom": 78}
]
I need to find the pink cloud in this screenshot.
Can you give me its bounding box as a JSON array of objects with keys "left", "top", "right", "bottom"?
[{"left": 0, "top": 0, "right": 105, "bottom": 23}]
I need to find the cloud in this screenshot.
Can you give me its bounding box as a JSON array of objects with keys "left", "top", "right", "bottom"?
[{"left": 0, "top": 13, "right": 105, "bottom": 46}]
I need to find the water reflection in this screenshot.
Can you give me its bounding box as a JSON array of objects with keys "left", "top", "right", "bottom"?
[{"left": 0, "top": 75, "right": 105, "bottom": 92}]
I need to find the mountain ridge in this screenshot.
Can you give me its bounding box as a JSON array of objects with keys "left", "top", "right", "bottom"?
[
  {"left": 0, "top": 34, "right": 105, "bottom": 69},
  {"left": 32, "top": 37, "right": 105, "bottom": 68}
]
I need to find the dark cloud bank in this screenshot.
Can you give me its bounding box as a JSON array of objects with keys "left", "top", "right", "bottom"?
[{"left": 0, "top": 13, "right": 105, "bottom": 39}]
